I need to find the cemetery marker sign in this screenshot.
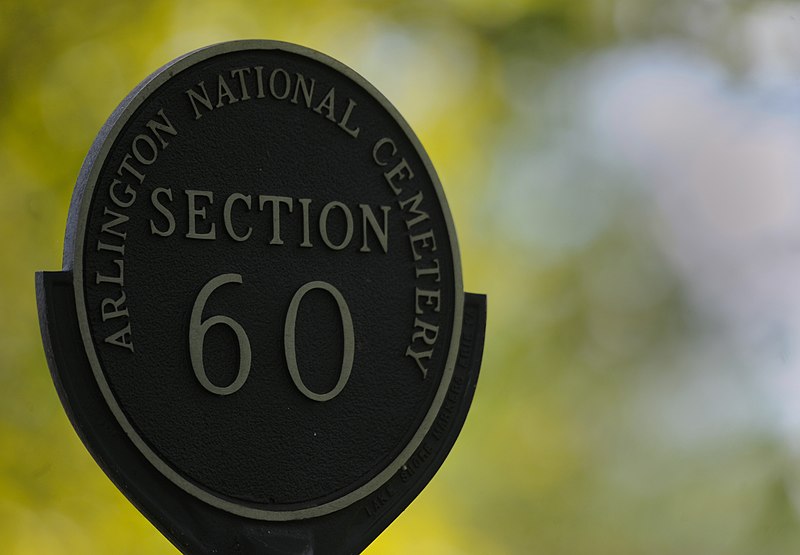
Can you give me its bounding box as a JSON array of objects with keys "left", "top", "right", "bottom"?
[{"left": 36, "top": 40, "right": 485, "bottom": 555}]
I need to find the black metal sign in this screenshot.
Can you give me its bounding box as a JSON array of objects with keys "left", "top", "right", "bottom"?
[{"left": 37, "top": 40, "right": 485, "bottom": 554}]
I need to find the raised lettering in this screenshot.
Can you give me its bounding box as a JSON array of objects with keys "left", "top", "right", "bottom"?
[
  {"left": 186, "top": 81, "right": 213, "bottom": 119},
  {"left": 100, "top": 207, "right": 129, "bottom": 240},
  {"left": 132, "top": 134, "right": 158, "bottom": 165},
  {"left": 338, "top": 98, "right": 360, "bottom": 138},
  {"left": 101, "top": 291, "right": 129, "bottom": 321},
  {"left": 292, "top": 73, "right": 315, "bottom": 107},
  {"left": 320, "top": 201, "right": 353, "bottom": 250},
  {"left": 109, "top": 179, "right": 136, "bottom": 208},
  {"left": 145, "top": 109, "right": 178, "bottom": 148},
  {"left": 373, "top": 137, "right": 397, "bottom": 167},
  {"left": 409, "top": 229, "right": 437, "bottom": 261},
  {"left": 105, "top": 324, "right": 134, "bottom": 352},
  {"left": 216, "top": 74, "right": 239, "bottom": 107},
  {"left": 150, "top": 187, "right": 176, "bottom": 237},
  {"left": 186, "top": 190, "right": 216, "bottom": 240},
  {"left": 384, "top": 158, "right": 414, "bottom": 195},
  {"left": 359, "top": 204, "right": 390, "bottom": 253},
  {"left": 117, "top": 153, "right": 145, "bottom": 184},
  {"left": 411, "top": 318, "right": 438, "bottom": 345},
  {"left": 258, "top": 195, "right": 293, "bottom": 245},
  {"left": 398, "top": 190, "right": 429, "bottom": 229},
  {"left": 415, "top": 288, "right": 440, "bottom": 314},
  {"left": 270, "top": 68, "right": 291, "bottom": 100},
  {"left": 230, "top": 67, "right": 252, "bottom": 101},
  {"left": 96, "top": 259, "right": 124, "bottom": 286},
  {"left": 299, "top": 198, "right": 313, "bottom": 248},
  {"left": 405, "top": 345, "right": 432, "bottom": 378},
  {"left": 314, "top": 87, "right": 336, "bottom": 122},
  {"left": 224, "top": 193, "right": 252, "bottom": 241}
]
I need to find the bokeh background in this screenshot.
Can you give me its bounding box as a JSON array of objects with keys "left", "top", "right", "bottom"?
[{"left": 3, "top": 0, "right": 800, "bottom": 553}]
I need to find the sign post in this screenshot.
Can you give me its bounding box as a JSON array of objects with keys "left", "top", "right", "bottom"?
[{"left": 37, "top": 40, "right": 485, "bottom": 554}]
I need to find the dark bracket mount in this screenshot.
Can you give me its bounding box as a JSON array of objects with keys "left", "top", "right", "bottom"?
[{"left": 37, "top": 270, "right": 486, "bottom": 555}]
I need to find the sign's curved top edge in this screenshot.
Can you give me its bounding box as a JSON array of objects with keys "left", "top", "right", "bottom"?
[{"left": 66, "top": 39, "right": 464, "bottom": 521}]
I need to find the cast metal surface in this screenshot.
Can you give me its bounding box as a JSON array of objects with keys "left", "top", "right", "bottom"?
[{"left": 37, "top": 40, "right": 485, "bottom": 554}]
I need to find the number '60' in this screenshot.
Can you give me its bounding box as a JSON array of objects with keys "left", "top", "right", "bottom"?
[{"left": 189, "top": 273, "right": 355, "bottom": 402}]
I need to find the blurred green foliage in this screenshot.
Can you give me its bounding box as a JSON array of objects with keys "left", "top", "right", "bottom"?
[{"left": 3, "top": 0, "right": 800, "bottom": 553}]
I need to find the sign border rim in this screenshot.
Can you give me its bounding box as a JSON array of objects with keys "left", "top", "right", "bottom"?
[{"left": 65, "top": 39, "right": 464, "bottom": 521}]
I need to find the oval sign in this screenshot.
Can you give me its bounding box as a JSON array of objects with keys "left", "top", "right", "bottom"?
[{"left": 66, "top": 40, "right": 463, "bottom": 520}]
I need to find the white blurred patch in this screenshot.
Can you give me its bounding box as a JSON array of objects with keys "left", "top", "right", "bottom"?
[
  {"left": 577, "top": 31, "right": 800, "bottom": 445},
  {"left": 491, "top": 1, "right": 800, "bottom": 450},
  {"left": 488, "top": 137, "right": 617, "bottom": 254}
]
